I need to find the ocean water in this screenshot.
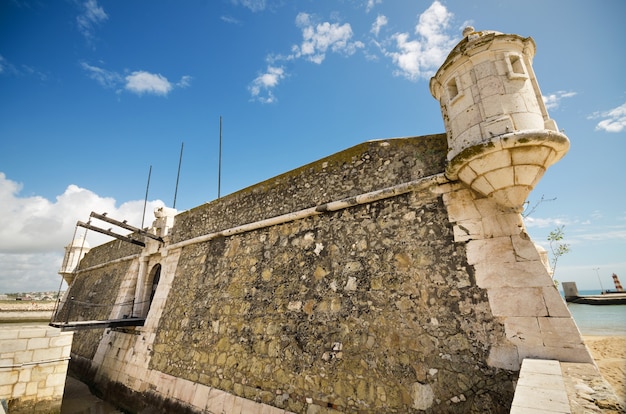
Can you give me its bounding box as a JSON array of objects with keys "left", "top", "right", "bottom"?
[{"left": 564, "top": 289, "right": 626, "bottom": 336}]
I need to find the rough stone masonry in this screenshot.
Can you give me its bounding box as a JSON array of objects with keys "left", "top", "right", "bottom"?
[{"left": 56, "top": 29, "right": 592, "bottom": 414}]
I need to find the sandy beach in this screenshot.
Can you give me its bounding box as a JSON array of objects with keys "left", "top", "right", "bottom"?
[{"left": 583, "top": 335, "right": 626, "bottom": 402}]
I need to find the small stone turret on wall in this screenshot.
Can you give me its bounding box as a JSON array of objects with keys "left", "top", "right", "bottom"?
[
  {"left": 430, "top": 27, "right": 569, "bottom": 211},
  {"left": 58, "top": 236, "right": 90, "bottom": 286}
]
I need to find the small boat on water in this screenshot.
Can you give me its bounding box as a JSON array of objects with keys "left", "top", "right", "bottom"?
[{"left": 562, "top": 274, "right": 626, "bottom": 305}]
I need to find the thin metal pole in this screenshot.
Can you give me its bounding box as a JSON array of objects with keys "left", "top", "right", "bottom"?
[
  {"left": 141, "top": 165, "right": 152, "bottom": 228},
  {"left": 594, "top": 267, "right": 604, "bottom": 292},
  {"left": 173, "top": 142, "right": 184, "bottom": 209},
  {"left": 218, "top": 116, "right": 223, "bottom": 199}
]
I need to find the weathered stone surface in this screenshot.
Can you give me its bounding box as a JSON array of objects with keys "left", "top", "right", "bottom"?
[
  {"left": 147, "top": 188, "right": 515, "bottom": 413},
  {"left": 170, "top": 136, "right": 447, "bottom": 244}
]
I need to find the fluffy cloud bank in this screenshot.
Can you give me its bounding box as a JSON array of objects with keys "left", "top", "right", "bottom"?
[
  {"left": 383, "top": 1, "right": 456, "bottom": 80},
  {"left": 0, "top": 173, "right": 164, "bottom": 292}
]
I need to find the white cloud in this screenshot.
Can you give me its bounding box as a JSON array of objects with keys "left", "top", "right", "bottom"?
[
  {"left": 1, "top": 55, "right": 47, "bottom": 79},
  {"left": 383, "top": 1, "right": 456, "bottom": 81},
  {"left": 249, "top": 66, "right": 286, "bottom": 104},
  {"left": 365, "top": 0, "right": 382, "bottom": 13},
  {"left": 524, "top": 216, "right": 570, "bottom": 229},
  {"left": 76, "top": 0, "right": 108, "bottom": 44},
  {"left": 371, "top": 15, "right": 388, "bottom": 37},
  {"left": 590, "top": 102, "right": 626, "bottom": 133},
  {"left": 125, "top": 71, "right": 173, "bottom": 96},
  {"left": 0, "top": 172, "right": 165, "bottom": 292},
  {"left": 290, "top": 13, "right": 364, "bottom": 64},
  {"left": 80, "top": 63, "right": 190, "bottom": 97},
  {"left": 221, "top": 15, "right": 241, "bottom": 25},
  {"left": 542, "top": 90, "right": 577, "bottom": 110},
  {"left": 231, "top": 0, "right": 267, "bottom": 12},
  {"left": 177, "top": 75, "right": 192, "bottom": 88},
  {"left": 80, "top": 62, "right": 122, "bottom": 89}
]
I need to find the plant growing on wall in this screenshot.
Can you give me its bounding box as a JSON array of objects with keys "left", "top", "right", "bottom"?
[{"left": 547, "top": 225, "right": 570, "bottom": 285}]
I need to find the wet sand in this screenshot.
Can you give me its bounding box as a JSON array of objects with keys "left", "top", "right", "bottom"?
[{"left": 61, "top": 375, "right": 122, "bottom": 414}]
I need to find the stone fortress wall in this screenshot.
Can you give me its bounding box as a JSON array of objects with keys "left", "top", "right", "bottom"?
[
  {"left": 0, "top": 326, "right": 73, "bottom": 413},
  {"left": 57, "top": 28, "right": 593, "bottom": 413}
]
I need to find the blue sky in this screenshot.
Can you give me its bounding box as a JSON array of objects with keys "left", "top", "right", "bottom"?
[{"left": 1, "top": 0, "right": 625, "bottom": 293}]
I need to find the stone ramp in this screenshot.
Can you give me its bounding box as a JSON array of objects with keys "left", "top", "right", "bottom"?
[{"left": 511, "top": 358, "right": 624, "bottom": 413}]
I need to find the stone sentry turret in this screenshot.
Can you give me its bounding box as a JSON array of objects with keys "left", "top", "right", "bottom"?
[{"left": 430, "top": 27, "right": 569, "bottom": 211}]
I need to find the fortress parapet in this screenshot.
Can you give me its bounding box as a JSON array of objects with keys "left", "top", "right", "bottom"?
[{"left": 430, "top": 27, "right": 569, "bottom": 210}]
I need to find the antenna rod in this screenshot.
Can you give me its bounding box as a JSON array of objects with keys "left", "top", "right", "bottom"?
[
  {"left": 141, "top": 165, "right": 152, "bottom": 229},
  {"left": 218, "top": 116, "right": 223, "bottom": 199},
  {"left": 173, "top": 142, "right": 184, "bottom": 209}
]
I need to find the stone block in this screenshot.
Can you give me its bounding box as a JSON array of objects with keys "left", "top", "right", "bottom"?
[
  {"left": 25, "top": 381, "right": 38, "bottom": 396},
  {"left": 456, "top": 166, "right": 477, "bottom": 188},
  {"left": 27, "top": 337, "right": 51, "bottom": 350},
  {"left": 173, "top": 377, "right": 195, "bottom": 403},
  {"left": 510, "top": 143, "right": 552, "bottom": 165},
  {"left": 12, "top": 381, "right": 26, "bottom": 398},
  {"left": 474, "top": 260, "right": 549, "bottom": 288},
  {"left": 503, "top": 317, "right": 542, "bottom": 347},
  {"left": 537, "top": 317, "right": 584, "bottom": 348},
  {"left": 510, "top": 234, "right": 542, "bottom": 262},
  {"left": 467, "top": 150, "right": 512, "bottom": 176},
  {"left": 442, "top": 189, "right": 480, "bottom": 222},
  {"left": 0, "top": 371, "right": 18, "bottom": 386},
  {"left": 541, "top": 287, "right": 571, "bottom": 318},
  {"left": 510, "top": 111, "right": 544, "bottom": 131},
  {"left": 37, "top": 385, "right": 54, "bottom": 398},
  {"left": 240, "top": 398, "right": 261, "bottom": 413},
  {"left": 1, "top": 339, "right": 28, "bottom": 353},
  {"left": 466, "top": 237, "right": 515, "bottom": 265},
  {"left": 230, "top": 394, "right": 244, "bottom": 414},
  {"left": 481, "top": 213, "right": 523, "bottom": 238},
  {"left": 472, "top": 195, "right": 504, "bottom": 217},
  {"left": 49, "top": 333, "right": 73, "bottom": 348},
  {"left": 514, "top": 165, "right": 545, "bottom": 186},
  {"left": 0, "top": 384, "right": 12, "bottom": 397},
  {"left": 487, "top": 345, "right": 520, "bottom": 370},
  {"left": 18, "top": 368, "right": 31, "bottom": 383},
  {"left": 510, "top": 383, "right": 569, "bottom": 413},
  {"left": 484, "top": 166, "right": 515, "bottom": 190},
  {"left": 45, "top": 372, "right": 67, "bottom": 388},
  {"left": 0, "top": 329, "right": 18, "bottom": 340},
  {"left": 205, "top": 387, "right": 228, "bottom": 412},
  {"left": 191, "top": 383, "right": 211, "bottom": 410},
  {"left": 17, "top": 328, "right": 47, "bottom": 339},
  {"left": 44, "top": 329, "right": 61, "bottom": 338},
  {"left": 518, "top": 358, "right": 562, "bottom": 375},
  {"left": 32, "top": 347, "right": 62, "bottom": 362},
  {"left": 487, "top": 287, "right": 547, "bottom": 317},
  {"left": 13, "top": 350, "right": 34, "bottom": 364},
  {"left": 61, "top": 345, "right": 72, "bottom": 358},
  {"left": 516, "top": 344, "right": 593, "bottom": 364},
  {"left": 452, "top": 220, "right": 482, "bottom": 242}
]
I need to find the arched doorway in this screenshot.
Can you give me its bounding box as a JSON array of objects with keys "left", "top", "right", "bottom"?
[{"left": 145, "top": 264, "right": 161, "bottom": 316}]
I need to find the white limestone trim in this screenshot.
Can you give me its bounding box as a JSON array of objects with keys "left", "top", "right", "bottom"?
[
  {"left": 510, "top": 359, "right": 571, "bottom": 413},
  {"left": 167, "top": 173, "right": 450, "bottom": 252},
  {"left": 72, "top": 253, "right": 141, "bottom": 275},
  {"left": 0, "top": 356, "right": 71, "bottom": 369}
]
